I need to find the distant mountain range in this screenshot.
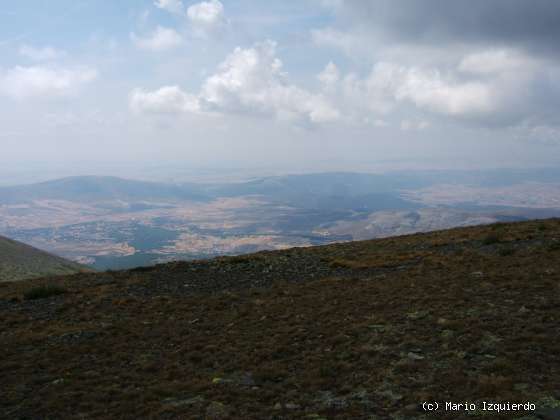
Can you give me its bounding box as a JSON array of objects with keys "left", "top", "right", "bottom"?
[
  {"left": 0, "top": 235, "right": 92, "bottom": 282},
  {"left": 2, "top": 169, "right": 560, "bottom": 270},
  {"left": 0, "top": 173, "right": 421, "bottom": 213},
  {"left": 0, "top": 176, "right": 207, "bottom": 204},
  {"left": 4, "top": 168, "right": 560, "bottom": 206}
]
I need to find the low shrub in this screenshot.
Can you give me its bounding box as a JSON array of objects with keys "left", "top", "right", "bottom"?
[
  {"left": 24, "top": 285, "right": 67, "bottom": 300},
  {"left": 482, "top": 235, "right": 500, "bottom": 245},
  {"left": 498, "top": 247, "right": 515, "bottom": 256},
  {"left": 548, "top": 242, "right": 560, "bottom": 252}
]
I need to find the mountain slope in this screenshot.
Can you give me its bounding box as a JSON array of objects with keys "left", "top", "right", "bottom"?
[
  {"left": 1, "top": 219, "right": 560, "bottom": 418},
  {"left": 208, "top": 172, "right": 422, "bottom": 211},
  {"left": 0, "top": 235, "right": 92, "bottom": 282},
  {"left": 0, "top": 173, "right": 419, "bottom": 211},
  {"left": 0, "top": 176, "right": 208, "bottom": 204}
]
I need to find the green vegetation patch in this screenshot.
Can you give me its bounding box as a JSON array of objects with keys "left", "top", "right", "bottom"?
[
  {"left": 24, "top": 285, "right": 67, "bottom": 300},
  {"left": 482, "top": 234, "right": 501, "bottom": 245}
]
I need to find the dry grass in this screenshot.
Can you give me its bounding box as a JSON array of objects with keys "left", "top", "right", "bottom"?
[{"left": 1, "top": 219, "right": 560, "bottom": 419}]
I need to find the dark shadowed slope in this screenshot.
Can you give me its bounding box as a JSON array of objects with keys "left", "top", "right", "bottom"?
[
  {"left": 0, "top": 235, "right": 92, "bottom": 282},
  {"left": 1, "top": 219, "right": 560, "bottom": 418}
]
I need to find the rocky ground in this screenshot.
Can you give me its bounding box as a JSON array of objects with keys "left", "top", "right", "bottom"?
[{"left": 1, "top": 219, "right": 560, "bottom": 419}]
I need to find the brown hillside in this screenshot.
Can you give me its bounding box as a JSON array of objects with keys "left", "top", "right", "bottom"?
[
  {"left": 0, "top": 235, "right": 92, "bottom": 283},
  {"left": 1, "top": 219, "right": 560, "bottom": 419}
]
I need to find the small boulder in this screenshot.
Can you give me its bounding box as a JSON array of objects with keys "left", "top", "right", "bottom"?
[{"left": 206, "top": 401, "right": 230, "bottom": 419}]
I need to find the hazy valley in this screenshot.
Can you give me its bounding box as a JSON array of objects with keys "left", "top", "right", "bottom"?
[{"left": 2, "top": 170, "right": 560, "bottom": 270}]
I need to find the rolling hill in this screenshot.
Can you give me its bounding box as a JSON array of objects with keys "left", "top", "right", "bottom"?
[
  {"left": 1, "top": 219, "right": 560, "bottom": 418},
  {"left": 0, "top": 173, "right": 420, "bottom": 212},
  {"left": 207, "top": 172, "right": 423, "bottom": 211},
  {"left": 0, "top": 235, "right": 92, "bottom": 282},
  {"left": 0, "top": 176, "right": 208, "bottom": 204}
]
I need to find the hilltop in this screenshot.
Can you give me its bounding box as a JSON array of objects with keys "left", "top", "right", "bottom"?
[
  {"left": 0, "top": 235, "right": 92, "bottom": 282},
  {"left": 1, "top": 219, "right": 560, "bottom": 419},
  {"left": 0, "top": 176, "right": 207, "bottom": 204}
]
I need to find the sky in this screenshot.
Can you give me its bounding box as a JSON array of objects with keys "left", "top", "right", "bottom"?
[{"left": 1, "top": 0, "right": 560, "bottom": 178}]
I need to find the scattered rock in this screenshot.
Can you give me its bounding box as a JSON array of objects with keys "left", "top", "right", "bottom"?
[
  {"left": 376, "top": 389, "right": 403, "bottom": 402},
  {"left": 407, "top": 310, "right": 429, "bottom": 320},
  {"left": 404, "top": 403, "right": 418, "bottom": 412},
  {"left": 212, "top": 377, "right": 233, "bottom": 385},
  {"left": 454, "top": 350, "right": 467, "bottom": 359},
  {"left": 514, "top": 383, "right": 530, "bottom": 391},
  {"left": 212, "top": 372, "right": 254, "bottom": 387},
  {"left": 163, "top": 395, "right": 205, "bottom": 408},
  {"left": 480, "top": 332, "right": 501, "bottom": 353},
  {"left": 206, "top": 401, "right": 230, "bottom": 419},
  {"left": 236, "top": 372, "right": 255, "bottom": 386},
  {"left": 348, "top": 389, "right": 373, "bottom": 408},
  {"left": 440, "top": 329, "right": 454, "bottom": 340},
  {"left": 407, "top": 352, "right": 425, "bottom": 361},
  {"left": 368, "top": 324, "right": 386, "bottom": 332},
  {"left": 316, "top": 391, "right": 349, "bottom": 410}
]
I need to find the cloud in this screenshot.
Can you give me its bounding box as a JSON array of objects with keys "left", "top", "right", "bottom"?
[
  {"left": 131, "top": 26, "right": 183, "bottom": 51},
  {"left": 130, "top": 41, "right": 340, "bottom": 125},
  {"left": 332, "top": 0, "right": 560, "bottom": 52},
  {"left": 130, "top": 86, "right": 200, "bottom": 114},
  {"left": 311, "top": 1, "right": 560, "bottom": 130},
  {"left": 195, "top": 40, "right": 340, "bottom": 123},
  {"left": 458, "top": 49, "right": 537, "bottom": 75},
  {"left": 128, "top": 41, "right": 495, "bottom": 126},
  {"left": 317, "top": 61, "right": 340, "bottom": 86},
  {"left": 524, "top": 124, "right": 560, "bottom": 144},
  {"left": 0, "top": 66, "right": 97, "bottom": 99},
  {"left": 311, "top": 27, "right": 366, "bottom": 57},
  {"left": 375, "top": 63, "right": 495, "bottom": 116},
  {"left": 19, "top": 45, "right": 67, "bottom": 61},
  {"left": 400, "top": 119, "right": 430, "bottom": 131},
  {"left": 154, "top": 0, "right": 184, "bottom": 15},
  {"left": 130, "top": 42, "right": 558, "bottom": 130},
  {"left": 187, "top": 0, "right": 227, "bottom": 38},
  {"left": 317, "top": 0, "right": 344, "bottom": 11},
  {"left": 311, "top": 61, "right": 495, "bottom": 126}
]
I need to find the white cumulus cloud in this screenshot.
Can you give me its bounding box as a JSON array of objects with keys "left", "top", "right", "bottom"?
[
  {"left": 383, "top": 64, "right": 495, "bottom": 116},
  {"left": 323, "top": 61, "right": 496, "bottom": 121},
  {"left": 318, "top": 61, "right": 340, "bottom": 86},
  {"left": 131, "top": 26, "right": 183, "bottom": 51},
  {"left": 154, "top": 0, "right": 184, "bottom": 15},
  {"left": 0, "top": 66, "right": 97, "bottom": 99},
  {"left": 130, "top": 86, "right": 200, "bottom": 114},
  {"left": 130, "top": 41, "right": 340, "bottom": 125},
  {"left": 187, "top": 0, "right": 227, "bottom": 38}
]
